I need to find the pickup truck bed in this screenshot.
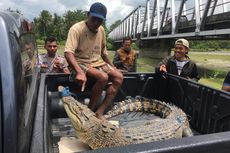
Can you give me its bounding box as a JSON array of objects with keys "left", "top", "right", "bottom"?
[{"left": 30, "top": 72, "right": 230, "bottom": 153}]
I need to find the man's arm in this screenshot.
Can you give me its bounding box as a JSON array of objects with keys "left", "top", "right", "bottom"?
[
  {"left": 65, "top": 52, "right": 86, "bottom": 84},
  {"left": 62, "top": 58, "right": 70, "bottom": 74},
  {"left": 101, "top": 53, "right": 114, "bottom": 67},
  {"left": 187, "top": 63, "right": 200, "bottom": 82},
  {"left": 222, "top": 71, "right": 230, "bottom": 92},
  {"left": 222, "top": 85, "right": 230, "bottom": 92},
  {"left": 155, "top": 56, "right": 170, "bottom": 73},
  {"left": 63, "top": 67, "right": 70, "bottom": 74},
  {"left": 113, "top": 51, "right": 123, "bottom": 67}
]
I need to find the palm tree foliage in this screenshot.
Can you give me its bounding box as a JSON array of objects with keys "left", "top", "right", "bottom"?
[{"left": 33, "top": 10, "right": 88, "bottom": 41}]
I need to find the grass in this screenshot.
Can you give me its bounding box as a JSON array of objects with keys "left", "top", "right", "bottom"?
[
  {"left": 199, "top": 78, "right": 224, "bottom": 90},
  {"left": 188, "top": 51, "right": 229, "bottom": 89},
  {"left": 137, "top": 57, "right": 160, "bottom": 72},
  {"left": 38, "top": 46, "right": 228, "bottom": 90},
  {"left": 108, "top": 50, "right": 228, "bottom": 90},
  {"left": 189, "top": 52, "right": 230, "bottom": 72}
]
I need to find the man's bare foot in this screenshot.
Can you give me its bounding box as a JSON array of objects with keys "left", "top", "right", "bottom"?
[{"left": 95, "top": 112, "right": 106, "bottom": 121}]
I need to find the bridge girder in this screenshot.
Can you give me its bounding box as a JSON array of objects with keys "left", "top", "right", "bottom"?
[{"left": 109, "top": 0, "right": 230, "bottom": 42}]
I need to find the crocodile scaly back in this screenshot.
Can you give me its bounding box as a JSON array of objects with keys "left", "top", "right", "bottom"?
[{"left": 59, "top": 86, "right": 193, "bottom": 150}]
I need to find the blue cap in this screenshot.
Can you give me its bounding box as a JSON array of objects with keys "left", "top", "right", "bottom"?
[{"left": 89, "top": 2, "right": 107, "bottom": 20}]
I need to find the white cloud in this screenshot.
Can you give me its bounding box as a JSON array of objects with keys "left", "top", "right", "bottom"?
[{"left": 0, "top": 0, "right": 146, "bottom": 27}]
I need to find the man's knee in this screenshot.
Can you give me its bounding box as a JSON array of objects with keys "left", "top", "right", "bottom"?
[
  {"left": 96, "top": 73, "right": 109, "bottom": 85},
  {"left": 114, "top": 72, "right": 123, "bottom": 86}
]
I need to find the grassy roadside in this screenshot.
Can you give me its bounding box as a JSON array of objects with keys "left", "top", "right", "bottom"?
[
  {"left": 199, "top": 78, "right": 224, "bottom": 90},
  {"left": 189, "top": 51, "right": 229, "bottom": 90},
  {"left": 108, "top": 50, "right": 228, "bottom": 90},
  {"left": 189, "top": 51, "right": 230, "bottom": 72},
  {"left": 38, "top": 46, "right": 229, "bottom": 90}
]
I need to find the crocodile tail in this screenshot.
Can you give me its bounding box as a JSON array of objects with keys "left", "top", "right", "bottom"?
[{"left": 105, "top": 97, "right": 172, "bottom": 119}]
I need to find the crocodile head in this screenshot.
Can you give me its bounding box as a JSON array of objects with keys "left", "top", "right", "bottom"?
[{"left": 63, "top": 96, "right": 99, "bottom": 133}]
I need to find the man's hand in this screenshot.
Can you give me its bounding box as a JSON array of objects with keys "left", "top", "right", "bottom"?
[
  {"left": 41, "top": 64, "right": 48, "bottom": 68},
  {"left": 63, "top": 68, "right": 70, "bottom": 74},
  {"left": 159, "top": 64, "right": 167, "bottom": 72},
  {"left": 75, "top": 73, "right": 87, "bottom": 92},
  {"left": 53, "top": 59, "right": 64, "bottom": 69},
  {"left": 54, "top": 59, "right": 60, "bottom": 65},
  {"left": 118, "top": 69, "right": 128, "bottom": 73},
  {"left": 65, "top": 52, "right": 88, "bottom": 91}
]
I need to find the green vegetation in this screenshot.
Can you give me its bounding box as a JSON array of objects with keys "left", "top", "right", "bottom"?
[
  {"left": 108, "top": 50, "right": 228, "bottom": 90},
  {"left": 31, "top": 9, "right": 115, "bottom": 49},
  {"left": 27, "top": 7, "right": 228, "bottom": 91},
  {"left": 7, "top": 8, "right": 229, "bottom": 90},
  {"left": 38, "top": 44, "right": 228, "bottom": 90},
  {"left": 189, "top": 52, "right": 230, "bottom": 72},
  {"left": 33, "top": 10, "right": 87, "bottom": 41},
  {"left": 191, "top": 40, "right": 230, "bottom": 50},
  {"left": 188, "top": 51, "right": 229, "bottom": 89},
  {"left": 136, "top": 56, "right": 160, "bottom": 72},
  {"left": 199, "top": 78, "right": 224, "bottom": 90}
]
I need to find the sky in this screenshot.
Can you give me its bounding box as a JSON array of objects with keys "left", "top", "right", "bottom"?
[{"left": 0, "top": 0, "right": 146, "bottom": 27}]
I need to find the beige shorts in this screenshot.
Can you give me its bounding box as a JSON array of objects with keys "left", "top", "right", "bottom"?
[
  {"left": 70, "top": 63, "right": 114, "bottom": 81},
  {"left": 81, "top": 63, "right": 114, "bottom": 73}
]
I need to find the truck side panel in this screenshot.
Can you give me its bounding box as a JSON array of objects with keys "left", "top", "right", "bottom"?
[{"left": 162, "top": 74, "right": 230, "bottom": 134}]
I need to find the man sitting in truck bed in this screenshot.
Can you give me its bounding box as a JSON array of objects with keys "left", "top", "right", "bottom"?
[
  {"left": 64, "top": 2, "right": 123, "bottom": 120},
  {"left": 155, "top": 38, "right": 200, "bottom": 82},
  {"left": 37, "top": 36, "right": 70, "bottom": 73},
  {"left": 113, "top": 37, "right": 138, "bottom": 73}
]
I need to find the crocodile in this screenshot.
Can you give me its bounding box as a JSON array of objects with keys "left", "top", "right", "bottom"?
[{"left": 59, "top": 86, "right": 193, "bottom": 150}]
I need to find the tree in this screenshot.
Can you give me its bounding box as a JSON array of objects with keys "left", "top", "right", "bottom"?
[
  {"left": 63, "top": 10, "right": 87, "bottom": 34},
  {"left": 35, "top": 10, "right": 52, "bottom": 38},
  {"left": 52, "top": 13, "right": 65, "bottom": 40},
  {"left": 32, "top": 8, "right": 114, "bottom": 44}
]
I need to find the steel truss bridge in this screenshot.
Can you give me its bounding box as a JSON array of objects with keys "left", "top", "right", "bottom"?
[{"left": 108, "top": 0, "right": 230, "bottom": 42}]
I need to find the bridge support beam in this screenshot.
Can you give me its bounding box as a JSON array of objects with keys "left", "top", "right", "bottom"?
[{"left": 138, "top": 39, "right": 175, "bottom": 58}]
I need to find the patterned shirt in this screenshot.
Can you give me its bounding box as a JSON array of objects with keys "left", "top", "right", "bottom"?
[
  {"left": 113, "top": 48, "right": 138, "bottom": 72},
  {"left": 37, "top": 53, "right": 69, "bottom": 73}
]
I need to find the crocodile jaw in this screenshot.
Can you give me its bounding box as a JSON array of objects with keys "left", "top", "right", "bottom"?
[{"left": 63, "top": 96, "right": 99, "bottom": 133}]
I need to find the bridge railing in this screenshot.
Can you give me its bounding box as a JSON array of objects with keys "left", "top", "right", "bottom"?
[{"left": 109, "top": 0, "right": 230, "bottom": 42}]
